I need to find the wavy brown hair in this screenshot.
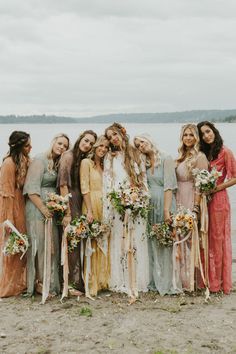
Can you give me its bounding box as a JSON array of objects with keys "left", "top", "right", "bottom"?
[
  {"left": 4, "top": 131, "right": 31, "bottom": 188},
  {"left": 197, "top": 121, "right": 223, "bottom": 161},
  {"left": 105, "top": 122, "right": 143, "bottom": 186},
  {"left": 71, "top": 130, "right": 97, "bottom": 189}
]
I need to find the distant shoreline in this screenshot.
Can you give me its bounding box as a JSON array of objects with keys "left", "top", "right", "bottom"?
[{"left": 1, "top": 109, "right": 236, "bottom": 124}]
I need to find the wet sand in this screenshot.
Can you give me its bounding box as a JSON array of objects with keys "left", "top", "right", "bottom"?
[{"left": 0, "top": 232, "right": 236, "bottom": 354}]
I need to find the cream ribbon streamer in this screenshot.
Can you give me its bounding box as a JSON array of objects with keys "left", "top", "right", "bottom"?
[
  {"left": 84, "top": 237, "right": 95, "bottom": 299},
  {"left": 41, "top": 218, "right": 53, "bottom": 304},
  {"left": 61, "top": 227, "right": 69, "bottom": 301}
]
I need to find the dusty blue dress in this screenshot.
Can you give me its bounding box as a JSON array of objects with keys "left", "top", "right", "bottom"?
[
  {"left": 147, "top": 152, "right": 179, "bottom": 295},
  {"left": 23, "top": 153, "right": 60, "bottom": 295}
]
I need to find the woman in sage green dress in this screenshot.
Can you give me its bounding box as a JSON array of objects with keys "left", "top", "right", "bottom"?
[
  {"left": 24, "top": 134, "right": 69, "bottom": 298},
  {"left": 134, "top": 134, "right": 180, "bottom": 295}
]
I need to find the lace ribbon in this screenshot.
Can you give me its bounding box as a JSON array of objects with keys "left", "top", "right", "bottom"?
[
  {"left": 121, "top": 210, "right": 138, "bottom": 298},
  {"left": 172, "top": 198, "right": 209, "bottom": 297},
  {"left": 41, "top": 218, "right": 53, "bottom": 304}
]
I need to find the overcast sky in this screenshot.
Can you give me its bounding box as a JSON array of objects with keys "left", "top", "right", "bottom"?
[{"left": 1, "top": 0, "right": 236, "bottom": 117}]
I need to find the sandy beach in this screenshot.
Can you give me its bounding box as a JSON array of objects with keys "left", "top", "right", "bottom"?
[{"left": 0, "top": 232, "right": 236, "bottom": 354}]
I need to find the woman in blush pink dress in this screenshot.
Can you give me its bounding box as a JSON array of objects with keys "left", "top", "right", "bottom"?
[
  {"left": 175, "top": 124, "right": 208, "bottom": 292},
  {"left": 197, "top": 121, "right": 236, "bottom": 294}
]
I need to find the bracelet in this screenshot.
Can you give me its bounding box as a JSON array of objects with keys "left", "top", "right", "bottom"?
[
  {"left": 40, "top": 206, "right": 48, "bottom": 214},
  {"left": 192, "top": 204, "right": 200, "bottom": 214}
]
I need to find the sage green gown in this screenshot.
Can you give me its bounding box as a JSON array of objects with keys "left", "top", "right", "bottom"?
[
  {"left": 147, "top": 152, "right": 180, "bottom": 295},
  {"left": 23, "top": 153, "right": 60, "bottom": 296}
]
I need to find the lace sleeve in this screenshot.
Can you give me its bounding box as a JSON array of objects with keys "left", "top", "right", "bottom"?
[
  {"left": 0, "top": 158, "right": 15, "bottom": 198},
  {"left": 224, "top": 147, "right": 236, "bottom": 179},
  {"left": 23, "top": 156, "right": 44, "bottom": 196},
  {"left": 163, "top": 155, "right": 178, "bottom": 192},
  {"left": 57, "top": 151, "right": 73, "bottom": 188},
  {"left": 196, "top": 152, "right": 209, "bottom": 170},
  {"left": 80, "top": 159, "right": 91, "bottom": 195}
]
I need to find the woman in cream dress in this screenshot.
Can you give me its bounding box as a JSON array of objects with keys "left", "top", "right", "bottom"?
[{"left": 103, "top": 123, "right": 149, "bottom": 302}]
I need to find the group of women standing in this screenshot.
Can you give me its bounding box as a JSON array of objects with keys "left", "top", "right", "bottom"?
[{"left": 0, "top": 121, "right": 235, "bottom": 303}]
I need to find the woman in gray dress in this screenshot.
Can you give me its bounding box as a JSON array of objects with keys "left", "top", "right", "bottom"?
[
  {"left": 134, "top": 134, "right": 180, "bottom": 295},
  {"left": 24, "top": 133, "right": 69, "bottom": 298}
]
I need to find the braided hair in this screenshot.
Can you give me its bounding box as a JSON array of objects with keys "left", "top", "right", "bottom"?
[{"left": 4, "top": 131, "right": 31, "bottom": 187}]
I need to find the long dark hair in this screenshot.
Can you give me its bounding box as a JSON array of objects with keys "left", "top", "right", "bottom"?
[
  {"left": 197, "top": 121, "right": 223, "bottom": 161},
  {"left": 4, "top": 130, "right": 31, "bottom": 187},
  {"left": 71, "top": 130, "right": 97, "bottom": 189}
]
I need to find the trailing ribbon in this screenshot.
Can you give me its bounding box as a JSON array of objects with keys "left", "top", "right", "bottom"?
[
  {"left": 41, "top": 218, "right": 53, "bottom": 304},
  {"left": 199, "top": 195, "right": 209, "bottom": 288},
  {"left": 84, "top": 237, "right": 95, "bottom": 299},
  {"left": 172, "top": 231, "right": 191, "bottom": 292},
  {"left": 172, "top": 210, "right": 209, "bottom": 298},
  {"left": 61, "top": 227, "right": 69, "bottom": 301},
  {"left": 121, "top": 210, "right": 137, "bottom": 299}
]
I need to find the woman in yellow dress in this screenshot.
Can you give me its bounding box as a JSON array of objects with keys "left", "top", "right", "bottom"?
[{"left": 80, "top": 135, "right": 110, "bottom": 298}]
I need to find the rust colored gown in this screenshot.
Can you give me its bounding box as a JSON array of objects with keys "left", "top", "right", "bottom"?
[{"left": 0, "top": 157, "right": 27, "bottom": 297}]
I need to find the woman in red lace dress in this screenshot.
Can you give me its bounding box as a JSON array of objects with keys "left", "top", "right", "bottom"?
[{"left": 197, "top": 121, "right": 236, "bottom": 294}]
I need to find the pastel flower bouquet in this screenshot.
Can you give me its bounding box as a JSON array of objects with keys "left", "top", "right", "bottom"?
[
  {"left": 45, "top": 192, "right": 71, "bottom": 221},
  {"left": 192, "top": 167, "right": 222, "bottom": 194},
  {"left": 108, "top": 180, "right": 150, "bottom": 221},
  {"left": 172, "top": 206, "right": 195, "bottom": 238},
  {"left": 149, "top": 206, "right": 195, "bottom": 247},
  {"left": 149, "top": 221, "right": 174, "bottom": 247},
  {"left": 66, "top": 215, "right": 110, "bottom": 252},
  {"left": 3, "top": 229, "right": 29, "bottom": 259}
]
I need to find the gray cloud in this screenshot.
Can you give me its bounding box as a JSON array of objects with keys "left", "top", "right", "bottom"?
[{"left": 1, "top": 0, "right": 236, "bottom": 116}]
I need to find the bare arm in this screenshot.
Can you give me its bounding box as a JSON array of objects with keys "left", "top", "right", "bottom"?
[
  {"left": 164, "top": 189, "right": 173, "bottom": 223},
  {"left": 213, "top": 177, "right": 236, "bottom": 193}
]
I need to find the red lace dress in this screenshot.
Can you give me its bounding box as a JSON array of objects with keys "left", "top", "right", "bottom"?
[{"left": 208, "top": 146, "right": 236, "bottom": 294}]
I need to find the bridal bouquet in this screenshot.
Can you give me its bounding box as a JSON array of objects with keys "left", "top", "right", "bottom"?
[
  {"left": 66, "top": 216, "right": 110, "bottom": 252},
  {"left": 3, "top": 231, "right": 29, "bottom": 257},
  {"left": 149, "top": 221, "right": 175, "bottom": 247},
  {"left": 45, "top": 192, "right": 71, "bottom": 219},
  {"left": 172, "top": 206, "right": 195, "bottom": 238},
  {"left": 108, "top": 180, "right": 150, "bottom": 221},
  {"left": 192, "top": 167, "right": 222, "bottom": 193}
]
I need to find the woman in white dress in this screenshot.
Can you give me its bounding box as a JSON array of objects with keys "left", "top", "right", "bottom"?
[{"left": 103, "top": 122, "right": 149, "bottom": 302}]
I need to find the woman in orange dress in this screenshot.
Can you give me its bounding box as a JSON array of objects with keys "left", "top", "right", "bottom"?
[{"left": 0, "top": 131, "right": 31, "bottom": 297}]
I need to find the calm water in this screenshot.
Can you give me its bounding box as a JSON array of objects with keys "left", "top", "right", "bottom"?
[{"left": 1, "top": 122, "right": 235, "bottom": 230}]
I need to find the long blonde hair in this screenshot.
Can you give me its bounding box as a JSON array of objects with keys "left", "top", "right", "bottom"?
[
  {"left": 105, "top": 122, "right": 143, "bottom": 186},
  {"left": 46, "top": 133, "right": 70, "bottom": 173},
  {"left": 133, "top": 134, "right": 161, "bottom": 174},
  {"left": 176, "top": 124, "right": 200, "bottom": 175}
]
